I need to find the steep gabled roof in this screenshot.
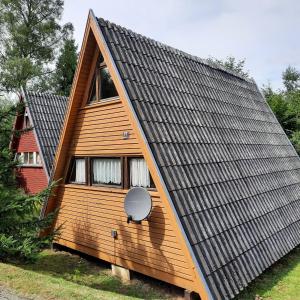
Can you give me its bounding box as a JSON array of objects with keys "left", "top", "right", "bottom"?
[
  {"left": 23, "top": 91, "right": 68, "bottom": 176},
  {"left": 96, "top": 17, "right": 300, "bottom": 299}
]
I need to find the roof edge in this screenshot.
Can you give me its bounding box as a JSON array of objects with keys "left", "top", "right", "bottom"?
[{"left": 97, "top": 16, "right": 255, "bottom": 84}]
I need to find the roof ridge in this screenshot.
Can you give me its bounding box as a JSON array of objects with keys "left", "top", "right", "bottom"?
[
  {"left": 24, "top": 90, "right": 68, "bottom": 100},
  {"left": 97, "top": 17, "right": 255, "bottom": 84}
]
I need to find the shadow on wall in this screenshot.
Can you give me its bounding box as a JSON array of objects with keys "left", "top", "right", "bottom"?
[
  {"left": 51, "top": 187, "right": 179, "bottom": 298},
  {"left": 16, "top": 169, "right": 29, "bottom": 194},
  {"left": 65, "top": 205, "right": 172, "bottom": 299},
  {"left": 117, "top": 204, "right": 174, "bottom": 277}
]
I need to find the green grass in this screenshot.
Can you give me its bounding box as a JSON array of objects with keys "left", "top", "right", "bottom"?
[
  {"left": 236, "top": 246, "right": 300, "bottom": 300},
  {"left": 0, "top": 248, "right": 180, "bottom": 300},
  {"left": 0, "top": 246, "right": 299, "bottom": 300}
]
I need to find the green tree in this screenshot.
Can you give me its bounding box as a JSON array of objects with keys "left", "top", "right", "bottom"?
[
  {"left": 0, "top": 100, "right": 56, "bottom": 262},
  {"left": 0, "top": 0, "right": 67, "bottom": 261},
  {"left": 264, "top": 66, "right": 300, "bottom": 155},
  {"left": 0, "top": 0, "right": 72, "bottom": 92},
  {"left": 53, "top": 34, "right": 78, "bottom": 96},
  {"left": 266, "top": 91, "right": 297, "bottom": 135},
  {"left": 208, "top": 56, "right": 249, "bottom": 78},
  {"left": 282, "top": 66, "right": 300, "bottom": 92}
]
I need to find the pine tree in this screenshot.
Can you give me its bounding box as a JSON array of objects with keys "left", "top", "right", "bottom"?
[{"left": 53, "top": 36, "right": 78, "bottom": 96}]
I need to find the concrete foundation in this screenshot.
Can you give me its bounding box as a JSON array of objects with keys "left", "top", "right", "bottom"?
[{"left": 111, "top": 264, "right": 131, "bottom": 282}]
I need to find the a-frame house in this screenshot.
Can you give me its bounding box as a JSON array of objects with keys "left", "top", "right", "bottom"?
[
  {"left": 43, "top": 10, "right": 300, "bottom": 300},
  {"left": 11, "top": 91, "right": 68, "bottom": 194}
]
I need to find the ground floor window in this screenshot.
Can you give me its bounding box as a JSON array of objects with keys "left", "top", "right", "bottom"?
[
  {"left": 129, "top": 158, "right": 151, "bottom": 188},
  {"left": 92, "top": 158, "right": 121, "bottom": 186},
  {"left": 69, "top": 158, "right": 86, "bottom": 184},
  {"left": 67, "top": 156, "right": 155, "bottom": 190}
]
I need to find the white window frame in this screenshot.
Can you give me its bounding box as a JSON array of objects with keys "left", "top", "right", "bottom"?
[{"left": 16, "top": 151, "right": 42, "bottom": 166}]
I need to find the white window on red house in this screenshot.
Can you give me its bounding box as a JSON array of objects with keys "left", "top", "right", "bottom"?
[
  {"left": 16, "top": 152, "right": 42, "bottom": 166},
  {"left": 36, "top": 152, "right": 41, "bottom": 165}
]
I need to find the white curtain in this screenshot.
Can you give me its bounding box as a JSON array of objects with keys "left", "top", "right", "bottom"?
[
  {"left": 75, "top": 159, "right": 86, "bottom": 183},
  {"left": 93, "top": 158, "right": 121, "bottom": 185},
  {"left": 130, "top": 158, "right": 150, "bottom": 187}
]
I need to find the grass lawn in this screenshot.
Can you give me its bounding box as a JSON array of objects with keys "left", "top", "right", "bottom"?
[
  {"left": 236, "top": 246, "right": 300, "bottom": 300},
  {"left": 0, "top": 247, "right": 182, "bottom": 300},
  {"left": 0, "top": 246, "right": 299, "bottom": 300}
]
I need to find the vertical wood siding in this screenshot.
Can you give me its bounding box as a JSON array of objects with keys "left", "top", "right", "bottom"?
[{"left": 54, "top": 100, "right": 196, "bottom": 289}]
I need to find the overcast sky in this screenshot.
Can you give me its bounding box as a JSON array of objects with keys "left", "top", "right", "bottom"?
[{"left": 63, "top": 0, "right": 300, "bottom": 90}]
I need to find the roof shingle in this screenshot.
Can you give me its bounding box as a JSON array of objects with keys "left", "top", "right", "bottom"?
[
  {"left": 24, "top": 91, "right": 68, "bottom": 176},
  {"left": 97, "top": 17, "right": 300, "bottom": 299}
]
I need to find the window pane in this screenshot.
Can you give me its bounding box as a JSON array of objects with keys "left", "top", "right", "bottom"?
[
  {"left": 24, "top": 152, "right": 29, "bottom": 164},
  {"left": 130, "top": 158, "right": 150, "bottom": 188},
  {"left": 36, "top": 152, "right": 41, "bottom": 164},
  {"left": 97, "top": 53, "right": 104, "bottom": 65},
  {"left": 87, "top": 75, "right": 97, "bottom": 104},
  {"left": 69, "top": 158, "right": 86, "bottom": 183},
  {"left": 28, "top": 152, "right": 34, "bottom": 164},
  {"left": 16, "top": 153, "right": 24, "bottom": 164},
  {"left": 23, "top": 112, "right": 30, "bottom": 129},
  {"left": 92, "top": 158, "right": 121, "bottom": 185},
  {"left": 100, "top": 67, "right": 118, "bottom": 99}
]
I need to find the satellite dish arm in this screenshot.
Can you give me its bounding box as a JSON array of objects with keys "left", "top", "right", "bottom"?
[{"left": 127, "top": 215, "right": 133, "bottom": 224}]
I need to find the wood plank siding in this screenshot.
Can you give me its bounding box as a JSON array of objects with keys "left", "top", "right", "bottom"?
[
  {"left": 54, "top": 100, "right": 196, "bottom": 289},
  {"left": 72, "top": 101, "right": 140, "bottom": 156}
]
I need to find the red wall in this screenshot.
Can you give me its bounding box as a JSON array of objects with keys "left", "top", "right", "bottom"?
[
  {"left": 17, "top": 167, "right": 48, "bottom": 194},
  {"left": 14, "top": 128, "right": 48, "bottom": 194},
  {"left": 16, "top": 130, "right": 38, "bottom": 153}
]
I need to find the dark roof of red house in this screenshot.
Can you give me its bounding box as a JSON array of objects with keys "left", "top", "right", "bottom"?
[
  {"left": 23, "top": 91, "right": 68, "bottom": 176},
  {"left": 97, "top": 17, "right": 300, "bottom": 299}
]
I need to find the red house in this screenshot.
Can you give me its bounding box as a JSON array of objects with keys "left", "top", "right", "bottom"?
[{"left": 11, "top": 91, "right": 68, "bottom": 194}]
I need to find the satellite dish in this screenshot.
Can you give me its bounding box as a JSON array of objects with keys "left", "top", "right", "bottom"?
[{"left": 124, "top": 187, "right": 152, "bottom": 223}]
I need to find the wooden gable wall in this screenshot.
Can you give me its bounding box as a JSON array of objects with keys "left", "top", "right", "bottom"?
[
  {"left": 47, "top": 12, "right": 209, "bottom": 297},
  {"left": 54, "top": 98, "right": 196, "bottom": 290}
]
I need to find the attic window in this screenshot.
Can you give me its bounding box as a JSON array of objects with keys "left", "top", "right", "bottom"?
[
  {"left": 23, "top": 112, "right": 30, "bottom": 129},
  {"left": 87, "top": 53, "right": 118, "bottom": 104}
]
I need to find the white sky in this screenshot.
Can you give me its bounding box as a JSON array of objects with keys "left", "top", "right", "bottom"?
[{"left": 62, "top": 0, "right": 300, "bottom": 91}]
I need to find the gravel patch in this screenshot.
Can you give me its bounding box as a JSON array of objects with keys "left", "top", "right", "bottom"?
[{"left": 0, "top": 287, "right": 28, "bottom": 300}]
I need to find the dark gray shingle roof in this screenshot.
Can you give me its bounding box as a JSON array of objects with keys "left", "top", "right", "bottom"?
[
  {"left": 97, "top": 18, "right": 300, "bottom": 299},
  {"left": 24, "top": 91, "right": 68, "bottom": 176}
]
